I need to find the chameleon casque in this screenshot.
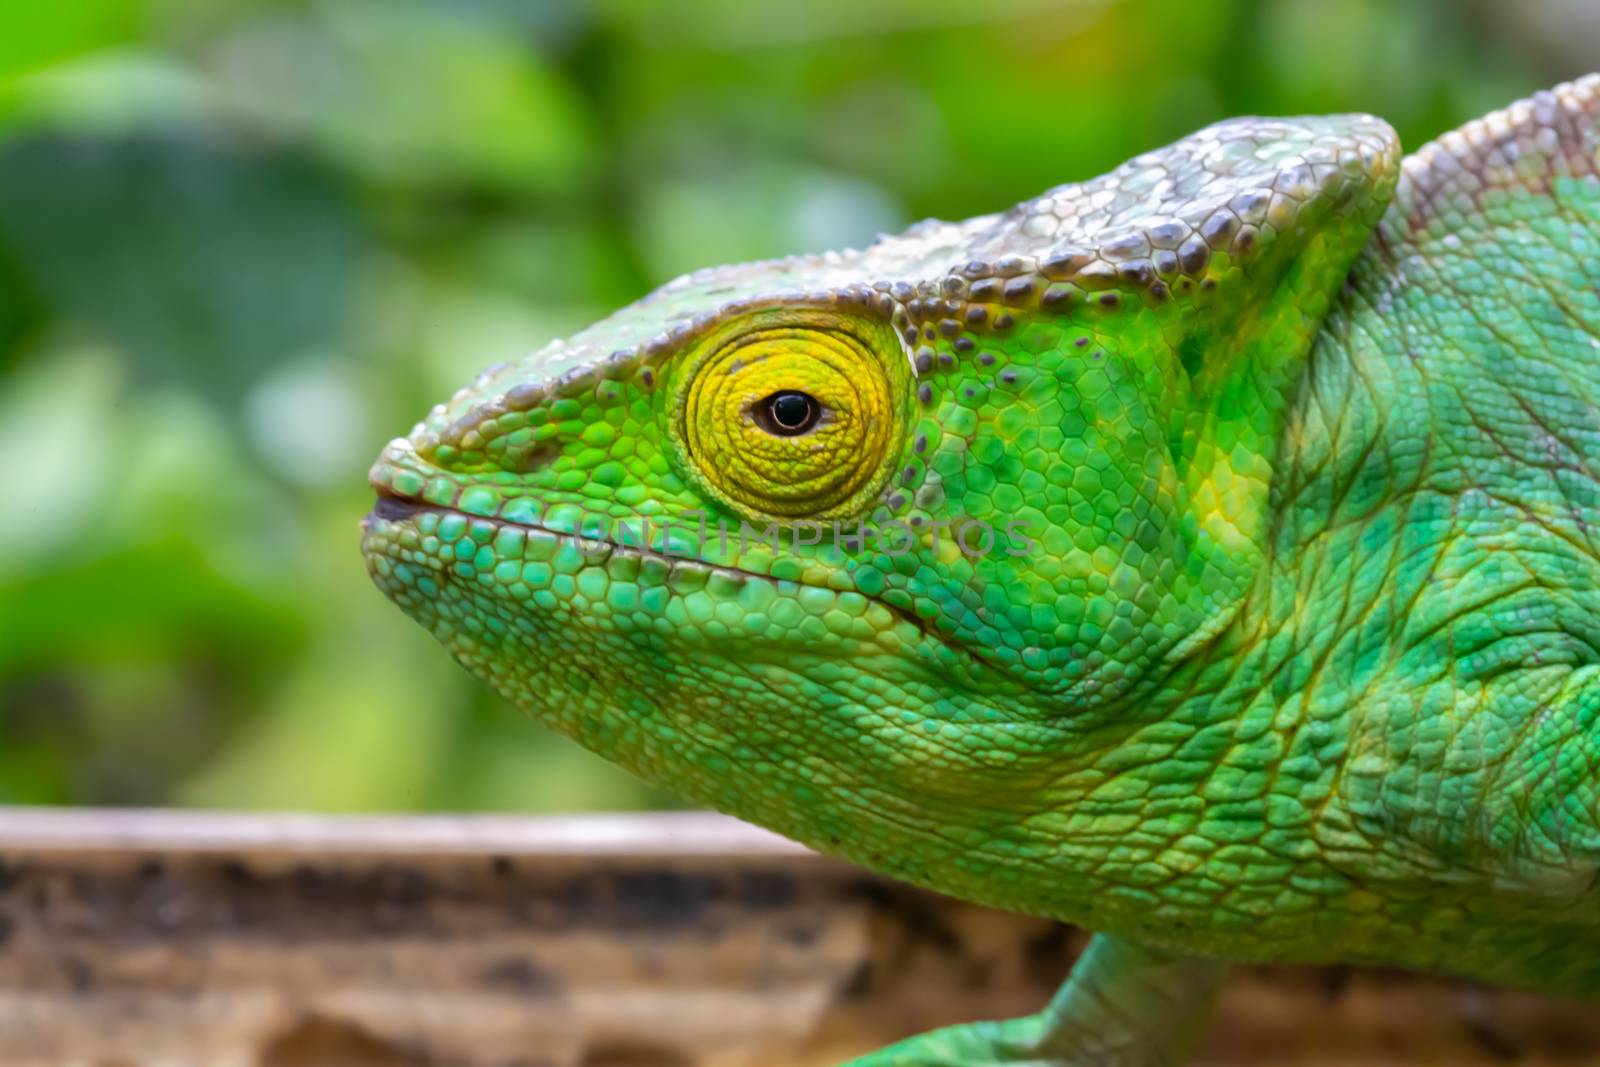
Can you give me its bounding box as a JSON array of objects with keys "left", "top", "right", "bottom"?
[{"left": 363, "top": 76, "right": 1600, "bottom": 1064}]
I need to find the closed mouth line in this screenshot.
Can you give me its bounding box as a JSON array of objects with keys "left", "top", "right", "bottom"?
[
  {"left": 366, "top": 487, "right": 1005, "bottom": 678},
  {"left": 370, "top": 487, "right": 792, "bottom": 591},
  {"left": 370, "top": 485, "right": 870, "bottom": 605}
]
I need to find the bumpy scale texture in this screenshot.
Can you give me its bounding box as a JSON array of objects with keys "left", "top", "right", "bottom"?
[{"left": 364, "top": 77, "right": 1600, "bottom": 1002}]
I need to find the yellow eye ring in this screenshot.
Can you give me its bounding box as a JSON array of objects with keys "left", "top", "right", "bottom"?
[{"left": 673, "top": 309, "right": 910, "bottom": 521}]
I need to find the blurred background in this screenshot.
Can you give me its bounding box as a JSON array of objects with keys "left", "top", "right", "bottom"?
[{"left": 0, "top": 0, "right": 1594, "bottom": 814}]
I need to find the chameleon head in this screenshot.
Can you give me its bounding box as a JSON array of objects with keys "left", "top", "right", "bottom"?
[{"left": 362, "top": 114, "right": 1398, "bottom": 903}]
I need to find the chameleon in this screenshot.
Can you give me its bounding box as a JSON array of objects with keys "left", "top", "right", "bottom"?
[{"left": 363, "top": 74, "right": 1600, "bottom": 1064}]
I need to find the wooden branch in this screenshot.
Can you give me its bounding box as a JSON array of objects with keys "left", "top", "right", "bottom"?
[{"left": 0, "top": 808, "right": 1592, "bottom": 1066}]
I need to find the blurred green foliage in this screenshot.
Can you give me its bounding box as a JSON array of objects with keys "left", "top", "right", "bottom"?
[{"left": 0, "top": 0, "right": 1588, "bottom": 812}]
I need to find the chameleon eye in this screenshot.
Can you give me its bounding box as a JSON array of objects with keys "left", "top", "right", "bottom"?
[
  {"left": 672, "top": 310, "right": 912, "bottom": 520},
  {"left": 757, "top": 390, "right": 821, "bottom": 436}
]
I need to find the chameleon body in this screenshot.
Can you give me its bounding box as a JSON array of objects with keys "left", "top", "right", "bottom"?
[{"left": 363, "top": 76, "right": 1600, "bottom": 1063}]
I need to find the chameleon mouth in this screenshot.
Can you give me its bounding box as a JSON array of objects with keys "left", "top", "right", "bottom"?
[
  {"left": 364, "top": 485, "right": 747, "bottom": 577},
  {"left": 362, "top": 483, "right": 1016, "bottom": 689},
  {"left": 366, "top": 486, "right": 846, "bottom": 614}
]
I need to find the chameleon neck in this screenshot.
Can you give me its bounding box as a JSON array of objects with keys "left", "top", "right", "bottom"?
[
  {"left": 1015, "top": 164, "right": 1600, "bottom": 989},
  {"left": 1262, "top": 168, "right": 1600, "bottom": 880},
  {"left": 1145, "top": 169, "right": 1600, "bottom": 992}
]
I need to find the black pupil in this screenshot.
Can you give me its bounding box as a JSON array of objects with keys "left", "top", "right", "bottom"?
[{"left": 767, "top": 391, "right": 817, "bottom": 434}]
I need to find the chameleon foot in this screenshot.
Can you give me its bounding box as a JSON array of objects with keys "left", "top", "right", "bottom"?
[{"left": 842, "top": 934, "right": 1228, "bottom": 1067}]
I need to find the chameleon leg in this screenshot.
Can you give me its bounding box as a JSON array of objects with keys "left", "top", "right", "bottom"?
[{"left": 843, "top": 934, "right": 1229, "bottom": 1067}]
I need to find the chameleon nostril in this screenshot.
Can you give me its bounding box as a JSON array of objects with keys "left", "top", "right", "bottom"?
[{"left": 508, "top": 440, "right": 562, "bottom": 474}]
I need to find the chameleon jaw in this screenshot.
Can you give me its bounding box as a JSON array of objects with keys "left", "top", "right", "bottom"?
[{"left": 361, "top": 463, "right": 1022, "bottom": 704}]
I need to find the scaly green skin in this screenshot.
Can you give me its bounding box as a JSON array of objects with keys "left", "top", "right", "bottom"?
[{"left": 364, "top": 76, "right": 1600, "bottom": 1062}]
